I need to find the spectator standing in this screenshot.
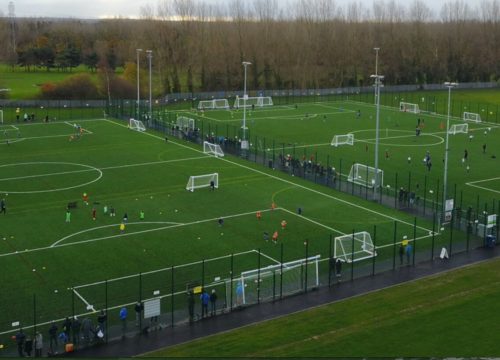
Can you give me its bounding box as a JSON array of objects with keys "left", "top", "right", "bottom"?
[
  {"left": 188, "top": 291, "right": 195, "bottom": 323},
  {"left": 81, "top": 318, "right": 93, "bottom": 345},
  {"left": 335, "top": 258, "right": 342, "bottom": 281},
  {"left": 62, "top": 317, "right": 71, "bottom": 342},
  {"left": 15, "top": 328, "right": 26, "bottom": 357},
  {"left": 24, "top": 336, "right": 33, "bottom": 357},
  {"left": 210, "top": 289, "right": 218, "bottom": 316},
  {"left": 200, "top": 290, "right": 210, "bottom": 318},
  {"left": 72, "top": 316, "right": 81, "bottom": 348},
  {"left": 399, "top": 243, "right": 405, "bottom": 265},
  {"left": 34, "top": 332, "right": 43, "bottom": 357},
  {"left": 119, "top": 307, "right": 128, "bottom": 336},
  {"left": 48, "top": 322, "right": 58, "bottom": 354},
  {"left": 135, "top": 302, "right": 143, "bottom": 326},
  {"left": 0, "top": 198, "right": 6, "bottom": 214},
  {"left": 406, "top": 243, "right": 413, "bottom": 264}
]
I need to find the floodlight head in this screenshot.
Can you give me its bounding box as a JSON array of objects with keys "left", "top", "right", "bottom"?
[
  {"left": 374, "top": 47, "right": 380, "bottom": 51},
  {"left": 146, "top": 50, "right": 152, "bottom": 54},
  {"left": 242, "top": 61, "right": 252, "bottom": 66},
  {"left": 444, "top": 82, "right": 458, "bottom": 87},
  {"left": 136, "top": 48, "right": 143, "bottom": 52}
]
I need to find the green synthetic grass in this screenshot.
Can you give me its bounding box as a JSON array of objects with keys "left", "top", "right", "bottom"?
[
  {"left": 175, "top": 95, "right": 500, "bottom": 211},
  {"left": 0, "top": 117, "right": 447, "bottom": 343},
  {"left": 146, "top": 257, "right": 500, "bottom": 358}
]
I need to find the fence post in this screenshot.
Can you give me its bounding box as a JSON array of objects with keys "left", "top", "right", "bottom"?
[
  {"left": 280, "top": 243, "right": 284, "bottom": 299},
  {"left": 304, "top": 239, "right": 309, "bottom": 292},
  {"left": 328, "top": 235, "right": 332, "bottom": 286},
  {"left": 423, "top": 175, "right": 427, "bottom": 216},
  {"left": 372, "top": 225, "right": 377, "bottom": 276},
  {"left": 412, "top": 217, "right": 417, "bottom": 265},
  {"left": 394, "top": 173, "right": 398, "bottom": 208},
  {"left": 257, "top": 249, "right": 261, "bottom": 304},
  {"left": 105, "top": 279, "right": 108, "bottom": 343},
  {"left": 431, "top": 213, "right": 436, "bottom": 260},
  {"left": 170, "top": 265, "right": 174, "bottom": 327},
  {"left": 351, "top": 229, "right": 355, "bottom": 281},
  {"left": 230, "top": 254, "right": 233, "bottom": 311},
  {"left": 33, "top": 294, "right": 37, "bottom": 341},
  {"left": 392, "top": 221, "right": 397, "bottom": 270}
]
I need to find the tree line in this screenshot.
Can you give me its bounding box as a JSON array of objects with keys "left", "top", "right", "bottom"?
[{"left": 0, "top": 0, "right": 498, "bottom": 98}]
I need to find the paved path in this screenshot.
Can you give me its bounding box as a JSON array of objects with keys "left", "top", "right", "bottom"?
[{"left": 69, "top": 245, "right": 499, "bottom": 357}]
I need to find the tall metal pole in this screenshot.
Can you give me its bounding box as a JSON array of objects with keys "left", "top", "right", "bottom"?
[
  {"left": 371, "top": 74, "right": 384, "bottom": 200},
  {"left": 146, "top": 50, "right": 153, "bottom": 121},
  {"left": 242, "top": 61, "right": 251, "bottom": 148},
  {"left": 374, "top": 47, "right": 380, "bottom": 105},
  {"left": 443, "top": 82, "right": 458, "bottom": 222},
  {"left": 136, "top": 48, "right": 143, "bottom": 119}
]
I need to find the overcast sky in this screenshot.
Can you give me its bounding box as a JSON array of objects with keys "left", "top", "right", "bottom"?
[{"left": 3, "top": 0, "right": 485, "bottom": 19}]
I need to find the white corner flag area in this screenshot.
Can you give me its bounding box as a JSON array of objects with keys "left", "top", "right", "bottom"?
[{"left": 186, "top": 173, "right": 219, "bottom": 192}]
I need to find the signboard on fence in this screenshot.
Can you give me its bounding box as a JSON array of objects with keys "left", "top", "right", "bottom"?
[
  {"left": 487, "top": 214, "right": 497, "bottom": 229},
  {"left": 144, "top": 298, "right": 161, "bottom": 319}
]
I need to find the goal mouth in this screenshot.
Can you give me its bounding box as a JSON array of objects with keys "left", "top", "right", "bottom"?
[
  {"left": 198, "top": 99, "right": 230, "bottom": 110},
  {"left": 399, "top": 102, "right": 420, "bottom": 114},
  {"left": 331, "top": 133, "right": 354, "bottom": 147},
  {"left": 234, "top": 96, "right": 273, "bottom": 108},
  {"left": 176, "top": 116, "right": 196, "bottom": 131},
  {"left": 203, "top": 141, "right": 224, "bottom": 157},
  {"left": 334, "top": 231, "right": 376, "bottom": 263},
  {"left": 463, "top": 112, "right": 481, "bottom": 123},
  {"left": 129, "top": 118, "right": 146, "bottom": 132},
  {"left": 448, "top": 123, "right": 469, "bottom": 135},
  {"left": 347, "top": 163, "right": 384, "bottom": 189},
  {"left": 186, "top": 172, "right": 219, "bottom": 192}
]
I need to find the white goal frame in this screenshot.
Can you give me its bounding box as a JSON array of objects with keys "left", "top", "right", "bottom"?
[
  {"left": 463, "top": 112, "right": 481, "bottom": 123},
  {"left": 236, "top": 255, "right": 320, "bottom": 305},
  {"left": 186, "top": 173, "right": 219, "bottom": 192},
  {"left": 176, "top": 116, "right": 195, "bottom": 131},
  {"left": 331, "top": 133, "right": 354, "bottom": 147},
  {"left": 448, "top": 123, "right": 469, "bottom": 135},
  {"left": 347, "top": 163, "right": 384, "bottom": 188},
  {"left": 234, "top": 96, "right": 273, "bottom": 109},
  {"left": 197, "top": 99, "right": 230, "bottom": 110},
  {"left": 203, "top": 141, "right": 224, "bottom": 157},
  {"left": 399, "top": 102, "right": 420, "bottom": 114},
  {"left": 129, "top": 118, "right": 146, "bottom": 132},
  {"left": 334, "top": 231, "right": 376, "bottom": 263}
]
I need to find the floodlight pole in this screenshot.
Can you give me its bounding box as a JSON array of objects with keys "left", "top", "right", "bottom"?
[
  {"left": 443, "top": 82, "right": 458, "bottom": 223},
  {"left": 374, "top": 47, "right": 380, "bottom": 105},
  {"left": 371, "top": 74, "right": 384, "bottom": 200},
  {"left": 136, "top": 48, "right": 143, "bottom": 119},
  {"left": 146, "top": 50, "right": 153, "bottom": 122},
  {"left": 242, "top": 61, "right": 251, "bottom": 146}
]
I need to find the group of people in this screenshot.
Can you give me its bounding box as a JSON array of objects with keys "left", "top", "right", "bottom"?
[{"left": 188, "top": 288, "right": 218, "bottom": 322}]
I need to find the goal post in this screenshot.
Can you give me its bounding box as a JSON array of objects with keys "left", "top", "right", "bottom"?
[
  {"left": 331, "top": 133, "right": 354, "bottom": 147},
  {"left": 347, "top": 163, "right": 384, "bottom": 188},
  {"left": 334, "top": 232, "right": 376, "bottom": 263},
  {"left": 234, "top": 96, "right": 273, "bottom": 109},
  {"left": 203, "top": 141, "right": 224, "bottom": 157},
  {"left": 129, "top": 118, "right": 146, "bottom": 132},
  {"left": 448, "top": 123, "right": 469, "bottom": 135},
  {"left": 176, "top": 116, "right": 195, "bottom": 131},
  {"left": 463, "top": 112, "right": 481, "bottom": 123},
  {"left": 186, "top": 173, "right": 218, "bottom": 192},
  {"left": 233, "top": 255, "right": 320, "bottom": 306},
  {"left": 399, "top": 102, "right": 420, "bottom": 114},
  {"left": 197, "top": 99, "right": 230, "bottom": 110}
]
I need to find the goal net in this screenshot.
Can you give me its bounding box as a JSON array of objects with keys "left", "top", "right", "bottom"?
[
  {"left": 331, "top": 133, "right": 354, "bottom": 147},
  {"left": 399, "top": 102, "right": 420, "bottom": 114},
  {"left": 448, "top": 123, "right": 469, "bottom": 135},
  {"left": 234, "top": 96, "right": 273, "bottom": 109},
  {"left": 463, "top": 112, "right": 481, "bottom": 123},
  {"left": 232, "top": 255, "right": 320, "bottom": 306},
  {"left": 203, "top": 141, "right": 224, "bottom": 157},
  {"left": 176, "top": 116, "right": 195, "bottom": 131},
  {"left": 129, "top": 118, "right": 146, "bottom": 132},
  {"left": 334, "top": 232, "right": 376, "bottom": 263},
  {"left": 197, "top": 99, "right": 230, "bottom": 110},
  {"left": 347, "top": 163, "right": 384, "bottom": 188},
  {"left": 186, "top": 173, "right": 218, "bottom": 192}
]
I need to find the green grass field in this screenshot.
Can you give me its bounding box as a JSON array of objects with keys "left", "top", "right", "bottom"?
[
  {"left": 0, "top": 88, "right": 498, "bottom": 356},
  {"left": 170, "top": 96, "right": 500, "bottom": 213},
  {"left": 0, "top": 112, "right": 470, "bottom": 349},
  {"left": 147, "top": 257, "right": 500, "bottom": 357}
]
